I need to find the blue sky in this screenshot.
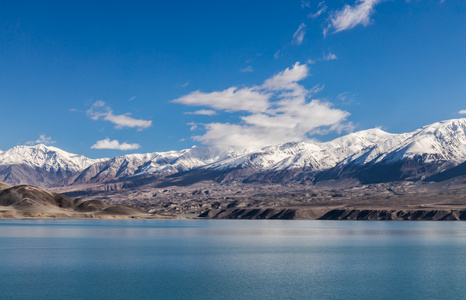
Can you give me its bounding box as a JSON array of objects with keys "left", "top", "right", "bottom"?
[{"left": 0, "top": 0, "right": 465, "bottom": 158}]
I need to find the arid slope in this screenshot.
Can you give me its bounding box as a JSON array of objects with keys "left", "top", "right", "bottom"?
[{"left": 0, "top": 182, "right": 175, "bottom": 219}]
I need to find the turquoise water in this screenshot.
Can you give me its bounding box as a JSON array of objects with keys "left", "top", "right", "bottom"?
[{"left": 1, "top": 220, "right": 466, "bottom": 299}]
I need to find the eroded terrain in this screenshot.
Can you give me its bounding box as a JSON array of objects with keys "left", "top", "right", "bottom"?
[{"left": 53, "top": 176, "right": 466, "bottom": 220}]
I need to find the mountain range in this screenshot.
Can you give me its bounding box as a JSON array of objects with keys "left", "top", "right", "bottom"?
[{"left": 1, "top": 118, "right": 466, "bottom": 189}]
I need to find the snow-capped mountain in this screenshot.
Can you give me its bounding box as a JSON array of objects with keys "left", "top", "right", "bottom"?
[
  {"left": 0, "top": 144, "right": 105, "bottom": 173},
  {"left": 196, "top": 118, "right": 466, "bottom": 183},
  {"left": 313, "top": 119, "right": 466, "bottom": 183},
  {"left": 206, "top": 128, "right": 398, "bottom": 173},
  {"left": 62, "top": 146, "right": 241, "bottom": 185},
  {"left": 1, "top": 118, "right": 466, "bottom": 187},
  {"left": 0, "top": 144, "right": 106, "bottom": 187}
]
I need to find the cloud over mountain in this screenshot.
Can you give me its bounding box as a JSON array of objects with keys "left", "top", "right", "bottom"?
[
  {"left": 91, "top": 138, "right": 141, "bottom": 150},
  {"left": 26, "top": 135, "right": 56, "bottom": 146},
  {"left": 174, "top": 62, "right": 351, "bottom": 150}
]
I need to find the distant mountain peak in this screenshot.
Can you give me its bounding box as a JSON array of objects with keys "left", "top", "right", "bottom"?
[{"left": 0, "top": 144, "right": 104, "bottom": 173}]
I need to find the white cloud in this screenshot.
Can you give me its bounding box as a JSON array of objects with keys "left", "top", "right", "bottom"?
[
  {"left": 309, "top": 1, "right": 327, "bottom": 18},
  {"left": 292, "top": 23, "right": 306, "bottom": 45},
  {"left": 182, "top": 81, "right": 190, "bottom": 87},
  {"left": 301, "top": 0, "right": 311, "bottom": 9},
  {"left": 26, "top": 135, "right": 56, "bottom": 146},
  {"left": 241, "top": 66, "right": 254, "bottom": 73},
  {"left": 87, "top": 100, "right": 152, "bottom": 130},
  {"left": 459, "top": 110, "right": 466, "bottom": 115},
  {"left": 91, "top": 138, "right": 141, "bottom": 150},
  {"left": 328, "top": 0, "right": 380, "bottom": 34},
  {"left": 261, "top": 62, "right": 309, "bottom": 99},
  {"left": 323, "top": 52, "right": 338, "bottom": 60},
  {"left": 172, "top": 87, "right": 270, "bottom": 113},
  {"left": 185, "top": 110, "right": 217, "bottom": 116},
  {"left": 128, "top": 96, "right": 136, "bottom": 101},
  {"left": 274, "top": 50, "right": 281, "bottom": 59},
  {"left": 175, "top": 62, "right": 351, "bottom": 150}
]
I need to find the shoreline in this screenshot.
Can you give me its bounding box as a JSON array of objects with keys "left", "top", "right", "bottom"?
[
  {"left": 2, "top": 207, "right": 466, "bottom": 221},
  {"left": 199, "top": 207, "right": 466, "bottom": 221}
]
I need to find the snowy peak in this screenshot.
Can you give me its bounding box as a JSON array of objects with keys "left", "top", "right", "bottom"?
[
  {"left": 360, "top": 119, "right": 466, "bottom": 164},
  {"left": 65, "top": 146, "right": 241, "bottom": 185},
  {"left": 206, "top": 118, "right": 466, "bottom": 177},
  {"left": 0, "top": 144, "right": 104, "bottom": 173},
  {"left": 404, "top": 119, "right": 466, "bottom": 159}
]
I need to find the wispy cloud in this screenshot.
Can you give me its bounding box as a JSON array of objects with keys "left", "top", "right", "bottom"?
[
  {"left": 87, "top": 100, "right": 152, "bottom": 130},
  {"left": 292, "top": 23, "right": 306, "bottom": 45},
  {"left": 309, "top": 1, "right": 327, "bottom": 18},
  {"left": 182, "top": 81, "right": 190, "bottom": 87},
  {"left": 26, "top": 134, "right": 56, "bottom": 146},
  {"left": 459, "top": 110, "right": 466, "bottom": 115},
  {"left": 174, "top": 62, "right": 351, "bottom": 150},
  {"left": 327, "top": 0, "right": 381, "bottom": 35},
  {"left": 128, "top": 96, "right": 136, "bottom": 101},
  {"left": 323, "top": 52, "right": 338, "bottom": 60},
  {"left": 274, "top": 50, "right": 281, "bottom": 59},
  {"left": 241, "top": 66, "right": 254, "bottom": 73},
  {"left": 91, "top": 138, "right": 141, "bottom": 150},
  {"left": 301, "top": 0, "right": 311, "bottom": 9},
  {"left": 307, "top": 52, "right": 337, "bottom": 64},
  {"left": 337, "top": 92, "right": 357, "bottom": 104},
  {"left": 185, "top": 110, "right": 217, "bottom": 116}
]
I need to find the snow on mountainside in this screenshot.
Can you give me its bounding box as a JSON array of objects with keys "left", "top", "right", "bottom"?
[
  {"left": 385, "top": 118, "right": 466, "bottom": 163},
  {"left": 1, "top": 118, "right": 465, "bottom": 187},
  {"left": 134, "top": 146, "right": 241, "bottom": 175},
  {"left": 202, "top": 118, "right": 466, "bottom": 183},
  {"left": 0, "top": 144, "right": 105, "bottom": 173},
  {"left": 202, "top": 128, "right": 392, "bottom": 172},
  {"left": 339, "top": 118, "right": 466, "bottom": 166},
  {"left": 207, "top": 128, "right": 403, "bottom": 172},
  {"left": 62, "top": 146, "right": 245, "bottom": 185}
]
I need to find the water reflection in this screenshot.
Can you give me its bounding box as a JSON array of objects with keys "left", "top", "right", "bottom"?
[
  {"left": 1, "top": 220, "right": 466, "bottom": 299},
  {"left": 1, "top": 220, "right": 466, "bottom": 239}
]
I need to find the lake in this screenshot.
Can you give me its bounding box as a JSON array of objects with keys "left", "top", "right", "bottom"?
[{"left": 1, "top": 220, "right": 466, "bottom": 299}]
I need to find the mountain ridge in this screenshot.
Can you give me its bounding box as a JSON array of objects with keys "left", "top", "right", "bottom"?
[{"left": 1, "top": 118, "right": 465, "bottom": 188}]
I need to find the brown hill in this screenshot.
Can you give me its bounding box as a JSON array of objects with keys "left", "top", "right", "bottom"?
[
  {"left": 0, "top": 184, "right": 174, "bottom": 219},
  {"left": 0, "top": 181, "right": 12, "bottom": 191}
]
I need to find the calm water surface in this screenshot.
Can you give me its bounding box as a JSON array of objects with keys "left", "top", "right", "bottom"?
[{"left": 1, "top": 220, "right": 466, "bottom": 299}]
